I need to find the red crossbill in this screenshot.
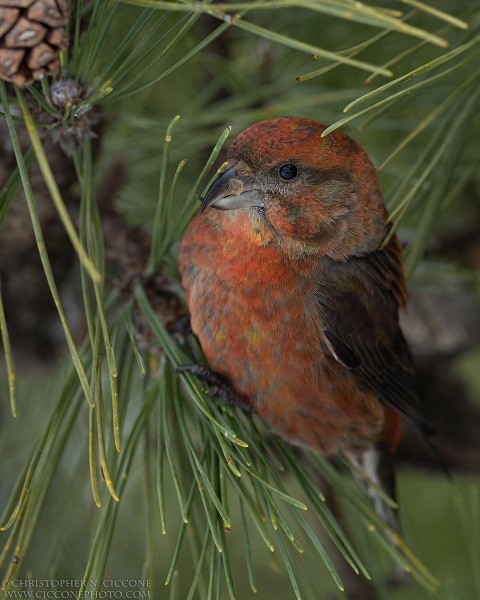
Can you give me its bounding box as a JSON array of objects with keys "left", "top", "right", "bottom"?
[{"left": 179, "top": 117, "right": 427, "bottom": 526}]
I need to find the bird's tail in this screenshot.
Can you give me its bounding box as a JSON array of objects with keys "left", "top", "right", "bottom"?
[
  {"left": 354, "top": 446, "right": 398, "bottom": 531},
  {"left": 348, "top": 446, "right": 410, "bottom": 586}
]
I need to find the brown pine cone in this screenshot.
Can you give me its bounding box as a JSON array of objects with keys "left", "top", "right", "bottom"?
[{"left": 0, "top": 0, "right": 68, "bottom": 87}]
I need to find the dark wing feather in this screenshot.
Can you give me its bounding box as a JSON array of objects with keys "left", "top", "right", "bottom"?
[{"left": 315, "top": 237, "right": 425, "bottom": 428}]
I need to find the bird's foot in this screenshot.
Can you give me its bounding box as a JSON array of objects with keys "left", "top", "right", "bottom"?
[
  {"left": 168, "top": 314, "right": 192, "bottom": 344},
  {"left": 176, "top": 364, "right": 251, "bottom": 411}
]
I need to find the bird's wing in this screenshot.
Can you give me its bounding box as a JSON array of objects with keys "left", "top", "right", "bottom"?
[{"left": 314, "top": 237, "right": 425, "bottom": 428}]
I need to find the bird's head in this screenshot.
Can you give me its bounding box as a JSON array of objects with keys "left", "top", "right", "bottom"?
[{"left": 201, "top": 117, "right": 388, "bottom": 261}]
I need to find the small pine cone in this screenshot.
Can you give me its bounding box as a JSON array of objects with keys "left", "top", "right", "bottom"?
[{"left": 0, "top": 0, "right": 68, "bottom": 87}]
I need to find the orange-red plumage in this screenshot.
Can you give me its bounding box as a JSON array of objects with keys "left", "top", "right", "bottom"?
[{"left": 179, "top": 117, "right": 423, "bottom": 513}]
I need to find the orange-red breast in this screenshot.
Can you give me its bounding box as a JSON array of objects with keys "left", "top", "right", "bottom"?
[{"left": 179, "top": 117, "right": 426, "bottom": 526}]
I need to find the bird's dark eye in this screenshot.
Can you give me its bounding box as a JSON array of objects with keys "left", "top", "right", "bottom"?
[{"left": 278, "top": 164, "right": 298, "bottom": 180}]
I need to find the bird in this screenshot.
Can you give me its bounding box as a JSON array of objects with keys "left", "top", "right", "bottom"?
[{"left": 179, "top": 116, "right": 428, "bottom": 532}]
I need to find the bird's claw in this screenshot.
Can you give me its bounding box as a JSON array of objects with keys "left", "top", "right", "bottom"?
[
  {"left": 168, "top": 314, "right": 192, "bottom": 345},
  {"left": 176, "top": 364, "right": 251, "bottom": 411}
]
